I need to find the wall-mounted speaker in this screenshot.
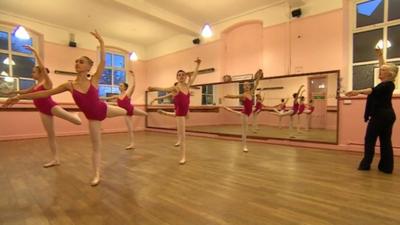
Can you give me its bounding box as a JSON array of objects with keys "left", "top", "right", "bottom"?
[
  {"left": 291, "top": 8, "right": 302, "bottom": 18},
  {"left": 192, "top": 38, "right": 200, "bottom": 45}
]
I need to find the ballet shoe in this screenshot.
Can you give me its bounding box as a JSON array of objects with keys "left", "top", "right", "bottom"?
[
  {"left": 357, "top": 165, "right": 370, "bottom": 171},
  {"left": 174, "top": 142, "right": 181, "bottom": 147},
  {"left": 125, "top": 145, "right": 135, "bottom": 150},
  {"left": 243, "top": 148, "right": 248, "bottom": 153},
  {"left": 179, "top": 159, "right": 186, "bottom": 165},
  {"left": 91, "top": 176, "right": 101, "bottom": 186},
  {"left": 43, "top": 160, "right": 60, "bottom": 168}
]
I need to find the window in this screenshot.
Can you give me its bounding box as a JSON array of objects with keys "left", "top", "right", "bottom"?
[
  {"left": 352, "top": 0, "right": 400, "bottom": 90},
  {"left": 157, "top": 91, "right": 173, "bottom": 104},
  {"left": 0, "top": 24, "right": 38, "bottom": 97},
  {"left": 99, "top": 49, "right": 128, "bottom": 97},
  {"left": 201, "top": 84, "right": 214, "bottom": 105}
]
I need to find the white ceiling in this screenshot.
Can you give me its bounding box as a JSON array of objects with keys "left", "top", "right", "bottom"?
[{"left": 0, "top": 0, "right": 285, "bottom": 46}]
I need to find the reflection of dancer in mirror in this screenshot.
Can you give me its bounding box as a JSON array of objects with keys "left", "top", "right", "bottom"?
[
  {"left": 3, "top": 31, "right": 128, "bottom": 186},
  {"left": 345, "top": 48, "right": 397, "bottom": 174},
  {"left": 3, "top": 45, "right": 81, "bottom": 168},
  {"left": 223, "top": 69, "right": 262, "bottom": 152},
  {"left": 296, "top": 90, "right": 306, "bottom": 132},
  {"left": 101, "top": 70, "right": 148, "bottom": 150},
  {"left": 148, "top": 58, "right": 201, "bottom": 164},
  {"left": 271, "top": 85, "right": 304, "bottom": 129},
  {"left": 272, "top": 98, "right": 289, "bottom": 128},
  {"left": 252, "top": 91, "right": 265, "bottom": 133},
  {"left": 303, "top": 99, "right": 315, "bottom": 131}
]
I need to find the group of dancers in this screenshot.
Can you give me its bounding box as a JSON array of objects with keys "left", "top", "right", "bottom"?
[{"left": 2, "top": 30, "right": 319, "bottom": 186}]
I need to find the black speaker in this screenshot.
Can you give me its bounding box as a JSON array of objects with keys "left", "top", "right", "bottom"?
[
  {"left": 69, "top": 41, "right": 77, "bottom": 47},
  {"left": 291, "top": 8, "right": 302, "bottom": 18},
  {"left": 192, "top": 38, "right": 200, "bottom": 45}
]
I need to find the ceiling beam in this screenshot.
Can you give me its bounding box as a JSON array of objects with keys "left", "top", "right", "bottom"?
[{"left": 113, "top": 0, "right": 200, "bottom": 36}]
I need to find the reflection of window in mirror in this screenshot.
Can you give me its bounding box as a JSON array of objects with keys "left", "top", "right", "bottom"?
[
  {"left": 352, "top": 0, "right": 400, "bottom": 90},
  {"left": 201, "top": 84, "right": 214, "bottom": 105},
  {"left": 157, "top": 91, "right": 172, "bottom": 104}
]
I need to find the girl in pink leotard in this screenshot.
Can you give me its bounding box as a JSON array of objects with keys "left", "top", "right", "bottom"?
[
  {"left": 4, "top": 45, "right": 81, "bottom": 168},
  {"left": 251, "top": 91, "right": 265, "bottom": 133},
  {"left": 4, "top": 31, "right": 128, "bottom": 186},
  {"left": 296, "top": 94, "right": 306, "bottom": 132},
  {"left": 223, "top": 69, "right": 262, "bottom": 152},
  {"left": 148, "top": 58, "right": 201, "bottom": 165},
  {"left": 102, "top": 70, "right": 148, "bottom": 150},
  {"left": 303, "top": 99, "right": 315, "bottom": 131},
  {"left": 272, "top": 98, "right": 289, "bottom": 128},
  {"left": 271, "top": 85, "right": 304, "bottom": 129}
]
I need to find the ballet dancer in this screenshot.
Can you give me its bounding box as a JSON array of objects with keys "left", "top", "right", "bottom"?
[
  {"left": 346, "top": 48, "right": 397, "bottom": 173},
  {"left": 101, "top": 70, "right": 148, "bottom": 150},
  {"left": 4, "top": 45, "right": 81, "bottom": 168},
  {"left": 148, "top": 58, "right": 201, "bottom": 164},
  {"left": 4, "top": 30, "right": 128, "bottom": 186},
  {"left": 223, "top": 69, "right": 263, "bottom": 152},
  {"left": 252, "top": 91, "right": 265, "bottom": 133},
  {"left": 271, "top": 85, "right": 304, "bottom": 129},
  {"left": 303, "top": 99, "right": 315, "bottom": 131},
  {"left": 272, "top": 98, "right": 289, "bottom": 128}
]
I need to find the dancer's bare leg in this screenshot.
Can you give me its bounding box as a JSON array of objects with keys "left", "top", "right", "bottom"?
[
  {"left": 51, "top": 106, "right": 81, "bottom": 125},
  {"left": 176, "top": 116, "right": 186, "bottom": 164},
  {"left": 88, "top": 121, "right": 102, "bottom": 186},
  {"left": 133, "top": 108, "right": 148, "bottom": 116},
  {"left": 124, "top": 116, "right": 135, "bottom": 150},
  {"left": 106, "top": 105, "right": 127, "bottom": 118},
  {"left": 157, "top": 109, "right": 175, "bottom": 117},
  {"left": 242, "top": 114, "right": 249, "bottom": 152},
  {"left": 222, "top": 106, "right": 242, "bottom": 115},
  {"left": 252, "top": 112, "right": 259, "bottom": 133},
  {"left": 40, "top": 113, "right": 60, "bottom": 168}
]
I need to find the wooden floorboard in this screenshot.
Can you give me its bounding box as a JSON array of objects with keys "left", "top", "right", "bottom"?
[{"left": 0, "top": 131, "right": 399, "bottom": 225}]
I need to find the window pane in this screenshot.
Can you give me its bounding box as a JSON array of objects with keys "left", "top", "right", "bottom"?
[
  {"left": 100, "top": 69, "right": 112, "bottom": 85},
  {"left": 19, "top": 78, "right": 36, "bottom": 90},
  {"left": 113, "top": 70, "right": 126, "bottom": 85},
  {"left": 0, "top": 53, "right": 10, "bottom": 75},
  {"left": 353, "top": 64, "right": 376, "bottom": 90},
  {"left": 11, "top": 35, "right": 32, "bottom": 54},
  {"left": 0, "top": 31, "right": 8, "bottom": 50},
  {"left": 12, "top": 55, "right": 35, "bottom": 78},
  {"left": 206, "top": 95, "right": 213, "bottom": 105},
  {"left": 98, "top": 85, "right": 112, "bottom": 97},
  {"left": 105, "top": 53, "right": 112, "bottom": 67},
  {"left": 353, "top": 29, "right": 382, "bottom": 63},
  {"left": 113, "top": 54, "right": 124, "bottom": 68},
  {"left": 207, "top": 85, "right": 213, "bottom": 94},
  {"left": 112, "top": 86, "right": 120, "bottom": 94},
  {"left": 201, "top": 85, "right": 206, "bottom": 94},
  {"left": 388, "top": 25, "right": 400, "bottom": 59},
  {"left": 356, "top": 0, "right": 384, "bottom": 27},
  {"left": 0, "top": 76, "right": 17, "bottom": 97},
  {"left": 389, "top": 0, "right": 400, "bottom": 21}
]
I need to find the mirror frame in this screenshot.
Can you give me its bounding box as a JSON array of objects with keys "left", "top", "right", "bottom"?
[{"left": 145, "top": 70, "right": 340, "bottom": 145}]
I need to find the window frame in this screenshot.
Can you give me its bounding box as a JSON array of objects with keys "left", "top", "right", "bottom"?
[
  {"left": 99, "top": 46, "right": 129, "bottom": 97},
  {"left": 0, "top": 23, "right": 40, "bottom": 95},
  {"left": 349, "top": 0, "right": 400, "bottom": 92}
]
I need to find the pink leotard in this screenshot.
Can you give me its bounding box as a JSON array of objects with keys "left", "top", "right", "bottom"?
[
  {"left": 117, "top": 96, "right": 134, "bottom": 116},
  {"left": 242, "top": 97, "right": 253, "bottom": 116},
  {"left": 31, "top": 84, "right": 57, "bottom": 116},
  {"left": 72, "top": 82, "right": 107, "bottom": 121},
  {"left": 297, "top": 103, "right": 305, "bottom": 115},
  {"left": 174, "top": 91, "right": 190, "bottom": 116},
  {"left": 291, "top": 102, "right": 299, "bottom": 116},
  {"left": 306, "top": 105, "right": 315, "bottom": 114},
  {"left": 279, "top": 103, "right": 286, "bottom": 111},
  {"left": 254, "top": 101, "right": 263, "bottom": 113}
]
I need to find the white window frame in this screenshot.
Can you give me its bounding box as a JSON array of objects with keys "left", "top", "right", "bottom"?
[
  {"left": 201, "top": 84, "right": 214, "bottom": 105},
  {"left": 0, "top": 23, "right": 40, "bottom": 94},
  {"left": 100, "top": 47, "right": 129, "bottom": 97},
  {"left": 349, "top": 0, "right": 400, "bottom": 92}
]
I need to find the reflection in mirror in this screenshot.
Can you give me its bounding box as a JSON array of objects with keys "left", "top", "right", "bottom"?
[{"left": 146, "top": 71, "right": 339, "bottom": 144}]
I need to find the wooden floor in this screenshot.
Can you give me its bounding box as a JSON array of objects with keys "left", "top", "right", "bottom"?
[
  {"left": 0, "top": 131, "right": 399, "bottom": 225},
  {"left": 186, "top": 125, "right": 337, "bottom": 143}
]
